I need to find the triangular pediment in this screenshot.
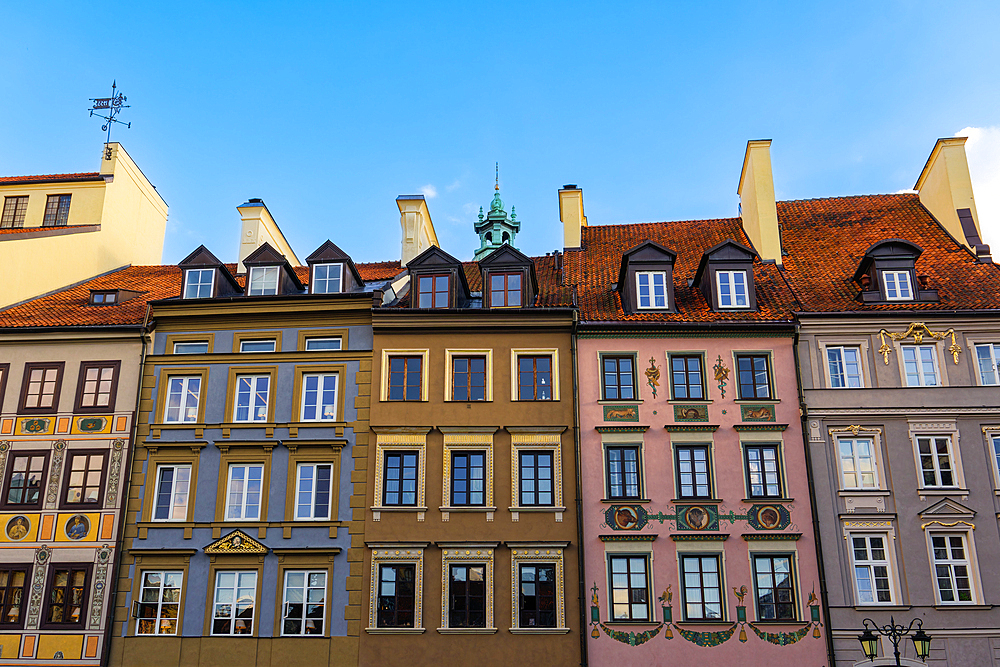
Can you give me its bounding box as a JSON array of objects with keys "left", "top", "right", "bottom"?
[
  {"left": 407, "top": 245, "right": 461, "bottom": 268},
  {"left": 204, "top": 529, "right": 268, "bottom": 554},
  {"left": 919, "top": 497, "right": 975, "bottom": 519},
  {"left": 478, "top": 243, "right": 531, "bottom": 267},
  {"left": 243, "top": 242, "right": 288, "bottom": 266},
  {"left": 306, "top": 240, "right": 350, "bottom": 263},
  {"left": 179, "top": 245, "right": 225, "bottom": 268},
  {"left": 622, "top": 240, "right": 677, "bottom": 263}
]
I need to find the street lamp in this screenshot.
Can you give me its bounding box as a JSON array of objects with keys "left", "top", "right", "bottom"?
[{"left": 858, "top": 616, "right": 932, "bottom": 665}]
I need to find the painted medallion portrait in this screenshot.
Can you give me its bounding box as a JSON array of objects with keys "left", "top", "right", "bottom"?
[
  {"left": 65, "top": 514, "right": 90, "bottom": 540},
  {"left": 684, "top": 506, "right": 709, "bottom": 530},
  {"left": 6, "top": 515, "right": 30, "bottom": 541},
  {"left": 757, "top": 505, "right": 781, "bottom": 530},
  {"left": 613, "top": 506, "right": 639, "bottom": 530}
]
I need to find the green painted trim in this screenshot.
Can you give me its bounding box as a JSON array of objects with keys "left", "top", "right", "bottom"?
[
  {"left": 663, "top": 425, "right": 719, "bottom": 433},
  {"left": 596, "top": 425, "right": 650, "bottom": 433},
  {"left": 599, "top": 534, "right": 658, "bottom": 542},
  {"left": 741, "top": 533, "right": 802, "bottom": 541},
  {"left": 670, "top": 534, "right": 730, "bottom": 541},
  {"left": 733, "top": 424, "right": 789, "bottom": 432}
]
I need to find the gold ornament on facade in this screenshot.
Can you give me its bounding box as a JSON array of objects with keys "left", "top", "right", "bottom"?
[{"left": 876, "top": 322, "right": 962, "bottom": 365}]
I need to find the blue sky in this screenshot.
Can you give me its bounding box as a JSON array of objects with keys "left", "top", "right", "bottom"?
[{"left": 3, "top": 1, "right": 1000, "bottom": 264}]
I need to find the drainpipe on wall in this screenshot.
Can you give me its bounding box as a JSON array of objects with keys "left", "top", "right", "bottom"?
[{"left": 571, "top": 309, "right": 588, "bottom": 666}]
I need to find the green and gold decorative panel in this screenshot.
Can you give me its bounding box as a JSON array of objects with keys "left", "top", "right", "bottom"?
[
  {"left": 740, "top": 404, "right": 776, "bottom": 422},
  {"left": 603, "top": 405, "right": 639, "bottom": 422},
  {"left": 673, "top": 404, "right": 708, "bottom": 422}
]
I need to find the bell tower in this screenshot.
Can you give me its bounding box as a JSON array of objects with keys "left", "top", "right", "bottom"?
[{"left": 474, "top": 165, "right": 521, "bottom": 260}]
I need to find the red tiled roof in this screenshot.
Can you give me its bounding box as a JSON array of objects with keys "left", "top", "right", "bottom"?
[
  {"left": 356, "top": 260, "right": 402, "bottom": 281},
  {"left": 0, "top": 172, "right": 102, "bottom": 184}
]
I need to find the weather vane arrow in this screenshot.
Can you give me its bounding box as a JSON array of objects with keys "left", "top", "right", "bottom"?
[{"left": 89, "top": 80, "right": 131, "bottom": 158}]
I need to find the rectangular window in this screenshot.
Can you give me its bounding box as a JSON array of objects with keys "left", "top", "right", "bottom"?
[
  {"left": 376, "top": 564, "right": 415, "bottom": 628},
  {"left": 681, "top": 555, "right": 722, "bottom": 620},
  {"left": 248, "top": 266, "right": 279, "bottom": 296},
  {"left": 931, "top": 534, "right": 974, "bottom": 603},
  {"left": 975, "top": 343, "right": 999, "bottom": 385},
  {"left": 19, "top": 362, "right": 63, "bottom": 413},
  {"left": 753, "top": 555, "right": 796, "bottom": 620},
  {"left": 383, "top": 452, "right": 418, "bottom": 506},
  {"left": 452, "top": 356, "right": 486, "bottom": 401},
  {"left": 281, "top": 570, "right": 326, "bottom": 635},
  {"left": 239, "top": 339, "right": 276, "bottom": 353},
  {"left": 609, "top": 555, "right": 649, "bottom": 621},
  {"left": 153, "top": 465, "right": 191, "bottom": 521},
  {"left": 606, "top": 446, "right": 641, "bottom": 500},
  {"left": 519, "top": 563, "right": 556, "bottom": 628},
  {"left": 670, "top": 355, "right": 704, "bottom": 400},
  {"left": 1, "top": 196, "right": 28, "bottom": 228},
  {"left": 416, "top": 274, "right": 449, "bottom": 308},
  {"left": 602, "top": 356, "right": 635, "bottom": 400},
  {"left": 135, "top": 571, "right": 182, "bottom": 635},
  {"left": 902, "top": 345, "right": 939, "bottom": 386},
  {"left": 234, "top": 375, "right": 270, "bottom": 422},
  {"left": 636, "top": 271, "right": 667, "bottom": 309},
  {"left": 736, "top": 354, "right": 771, "bottom": 399},
  {"left": 211, "top": 571, "right": 257, "bottom": 635},
  {"left": 450, "top": 451, "right": 485, "bottom": 506},
  {"left": 75, "top": 361, "right": 119, "bottom": 412},
  {"left": 745, "top": 444, "right": 782, "bottom": 498},
  {"left": 304, "top": 337, "right": 342, "bottom": 351},
  {"left": 518, "top": 355, "right": 552, "bottom": 400},
  {"left": 301, "top": 373, "right": 338, "bottom": 421},
  {"left": 63, "top": 451, "right": 106, "bottom": 506},
  {"left": 311, "top": 263, "right": 342, "bottom": 294},
  {"left": 852, "top": 535, "right": 893, "bottom": 604},
  {"left": 173, "top": 341, "right": 209, "bottom": 354},
  {"left": 916, "top": 436, "right": 956, "bottom": 487},
  {"left": 295, "top": 463, "right": 332, "bottom": 520},
  {"left": 838, "top": 437, "right": 879, "bottom": 489},
  {"left": 827, "top": 346, "right": 863, "bottom": 388},
  {"left": 42, "top": 194, "right": 71, "bottom": 227},
  {"left": 164, "top": 376, "right": 201, "bottom": 423},
  {"left": 716, "top": 270, "right": 749, "bottom": 308},
  {"left": 90, "top": 291, "right": 117, "bottom": 305},
  {"left": 448, "top": 564, "right": 486, "bottom": 628},
  {"left": 882, "top": 270, "right": 913, "bottom": 300},
  {"left": 992, "top": 435, "right": 1000, "bottom": 488},
  {"left": 183, "top": 269, "right": 214, "bottom": 299},
  {"left": 226, "top": 464, "right": 264, "bottom": 520},
  {"left": 676, "top": 445, "right": 712, "bottom": 499},
  {"left": 490, "top": 272, "right": 522, "bottom": 307},
  {"left": 0, "top": 566, "right": 29, "bottom": 628},
  {"left": 388, "top": 356, "right": 422, "bottom": 401},
  {"left": 4, "top": 453, "right": 47, "bottom": 508},
  {"left": 43, "top": 565, "right": 90, "bottom": 627},
  {"left": 519, "top": 451, "right": 553, "bottom": 506}
]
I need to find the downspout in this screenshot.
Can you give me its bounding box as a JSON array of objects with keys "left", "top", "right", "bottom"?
[
  {"left": 102, "top": 303, "right": 151, "bottom": 667},
  {"left": 571, "top": 309, "right": 588, "bottom": 666}
]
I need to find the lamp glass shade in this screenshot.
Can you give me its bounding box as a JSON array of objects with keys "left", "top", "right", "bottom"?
[
  {"left": 912, "top": 628, "right": 931, "bottom": 660},
  {"left": 858, "top": 628, "right": 879, "bottom": 660}
]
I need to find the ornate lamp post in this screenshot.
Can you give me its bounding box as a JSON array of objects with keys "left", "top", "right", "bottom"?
[{"left": 858, "top": 617, "right": 932, "bottom": 665}]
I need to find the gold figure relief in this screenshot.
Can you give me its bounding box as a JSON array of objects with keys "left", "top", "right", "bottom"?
[{"left": 877, "top": 322, "right": 962, "bottom": 365}]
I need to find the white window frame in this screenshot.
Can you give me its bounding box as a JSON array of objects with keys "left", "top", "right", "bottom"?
[
  {"left": 635, "top": 271, "right": 667, "bottom": 309},
  {"left": 849, "top": 534, "right": 895, "bottom": 605},
  {"left": 914, "top": 435, "right": 958, "bottom": 488},
  {"left": 239, "top": 339, "right": 276, "bottom": 353},
  {"left": 211, "top": 570, "right": 257, "bottom": 635},
  {"left": 311, "top": 263, "right": 343, "bottom": 294},
  {"left": 152, "top": 464, "right": 192, "bottom": 521},
  {"left": 928, "top": 532, "right": 979, "bottom": 605},
  {"left": 974, "top": 343, "right": 999, "bottom": 386},
  {"left": 836, "top": 436, "right": 881, "bottom": 490},
  {"left": 280, "top": 569, "right": 327, "bottom": 636},
  {"left": 716, "top": 270, "right": 749, "bottom": 309},
  {"left": 233, "top": 374, "right": 270, "bottom": 422},
  {"left": 173, "top": 341, "right": 209, "bottom": 355},
  {"left": 248, "top": 266, "right": 279, "bottom": 296},
  {"left": 826, "top": 345, "right": 864, "bottom": 388},
  {"left": 163, "top": 376, "right": 201, "bottom": 423},
  {"left": 304, "top": 337, "right": 342, "bottom": 352},
  {"left": 135, "top": 570, "right": 183, "bottom": 635},
  {"left": 901, "top": 344, "right": 939, "bottom": 386},
  {"left": 300, "top": 373, "right": 338, "bottom": 421},
  {"left": 183, "top": 268, "right": 214, "bottom": 299},
  {"left": 882, "top": 270, "right": 913, "bottom": 300},
  {"left": 295, "top": 463, "right": 333, "bottom": 520},
  {"left": 225, "top": 464, "right": 264, "bottom": 520}
]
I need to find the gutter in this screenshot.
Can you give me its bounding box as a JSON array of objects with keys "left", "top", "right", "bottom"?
[{"left": 571, "top": 308, "right": 588, "bottom": 667}]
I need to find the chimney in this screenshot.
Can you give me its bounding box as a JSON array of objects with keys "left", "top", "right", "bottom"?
[
  {"left": 915, "top": 137, "right": 989, "bottom": 258},
  {"left": 236, "top": 199, "right": 303, "bottom": 273},
  {"left": 396, "top": 195, "right": 439, "bottom": 266},
  {"left": 559, "top": 185, "right": 587, "bottom": 249},
  {"left": 738, "top": 140, "right": 782, "bottom": 265}
]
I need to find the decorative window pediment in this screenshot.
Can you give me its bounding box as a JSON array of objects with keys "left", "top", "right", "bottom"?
[
  {"left": 203, "top": 529, "right": 269, "bottom": 554},
  {"left": 919, "top": 498, "right": 976, "bottom": 520},
  {"left": 242, "top": 242, "right": 305, "bottom": 296},
  {"left": 479, "top": 244, "right": 537, "bottom": 308},
  {"left": 854, "top": 239, "right": 939, "bottom": 303},
  {"left": 692, "top": 239, "right": 758, "bottom": 311},
  {"left": 617, "top": 240, "right": 677, "bottom": 314},
  {"left": 406, "top": 246, "right": 470, "bottom": 308},
  {"left": 306, "top": 240, "right": 365, "bottom": 294}
]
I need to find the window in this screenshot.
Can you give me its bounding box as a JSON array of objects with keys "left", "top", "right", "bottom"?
[
  {"left": 89, "top": 291, "right": 117, "bottom": 305},
  {"left": 281, "top": 570, "right": 326, "bottom": 635},
  {"left": 519, "top": 451, "right": 553, "bottom": 506},
  {"left": 489, "top": 272, "right": 522, "bottom": 307},
  {"left": 452, "top": 356, "right": 486, "bottom": 401},
  {"left": 43, "top": 565, "right": 90, "bottom": 627},
  {"left": 838, "top": 437, "right": 879, "bottom": 489},
  {"left": 0, "top": 566, "right": 29, "bottom": 627},
  {"left": 606, "top": 445, "right": 641, "bottom": 500},
  {"left": 239, "top": 339, "right": 276, "bottom": 353},
  {"left": 635, "top": 271, "right": 667, "bottom": 309},
  {"left": 916, "top": 436, "right": 956, "bottom": 487},
  {"left": 680, "top": 555, "right": 722, "bottom": 620},
  {"left": 416, "top": 274, "right": 449, "bottom": 308},
  {"left": 675, "top": 445, "right": 712, "bottom": 499},
  {"left": 753, "top": 555, "right": 796, "bottom": 621},
  {"left": 247, "top": 266, "right": 279, "bottom": 296},
  {"left": 164, "top": 376, "right": 201, "bottom": 423},
  {"left": 745, "top": 444, "right": 782, "bottom": 498},
  {"left": 931, "top": 534, "right": 974, "bottom": 603},
  {"left": 234, "top": 375, "right": 270, "bottom": 422},
  {"left": 301, "top": 374, "right": 338, "bottom": 421},
  {"left": 63, "top": 451, "right": 106, "bottom": 507},
  {"left": 383, "top": 452, "right": 418, "bottom": 506},
  {"left": 608, "top": 555, "right": 650, "bottom": 621},
  {"left": 827, "top": 346, "right": 863, "bottom": 388},
  {"left": 183, "top": 268, "right": 214, "bottom": 299},
  {"left": 602, "top": 356, "right": 635, "bottom": 400},
  {"left": 851, "top": 535, "right": 893, "bottom": 604},
  {"left": 991, "top": 434, "right": 1000, "bottom": 487},
  {"left": 377, "top": 564, "right": 415, "bottom": 628},
  {"left": 736, "top": 354, "right": 771, "bottom": 399},
  {"left": 882, "top": 270, "right": 913, "bottom": 300},
  {"left": 42, "top": 194, "right": 71, "bottom": 227},
  {"left": 304, "top": 337, "right": 342, "bottom": 351},
  {"left": 173, "top": 341, "right": 209, "bottom": 354},
  {"left": 295, "top": 463, "right": 332, "bottom": 520},
  {"left": 716, "top": 270, "right": 749, "bottom": 308},
  {"left": 448, "top": 564, "right": 486, "bottom": 628},
  {"left": 902, "top": 345, "right": 939, "bottom": 386},
  {"left": 4, "top": 453, "right": 47, "bottom": 508},
  {"left": 518, "top": 355, "right": 552, "bottom": 400},
  {"left": 670, "top": 355, "right": 704, "bottom": 400},
  {"left": 19, "top": 362, "right": 63, "bottom": 413},
  {"left": 135, "top": 571, "right": 182, "bottom": 635},
  {"left": 211, "top": 571, "right": 257, "bottom": 635},
  {"left": 226, "top": 464, "right": 264, "bottom": 520},
  {"left": 153, "top": 465, "right": 191, "bottom": 521},
  {"left": 518, "top": 564, "right": 556, "bottom": 628},
  {"left": 311, "top": 263, "right": 342, "bottom": 294},
  {"left": 75, "top": 361, "right": 119, "bottom": 412},
  {"left": 450, "top": 451, "right": 485, "bottom": 506},
  {"left": 975, "top": 344, "right": 999, "bottom": 385},
  {"left": 388, "top": 356, "right": 422, "bottom": 401},
  {"left": 1, "top": 196, "right": 28, "bottom": 228}
]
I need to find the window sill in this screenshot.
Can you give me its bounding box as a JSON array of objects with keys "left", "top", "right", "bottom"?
[
  {"left": 601, "top": 498, "right": 651, "bottom": 504},
  {"left": 437, "top": 627, "right": 498, "bottom": 634},
  {"left": 371, "top": 506, "right": 428, "bottom": 513},
  {"left": 668, "top": 400, "right": 712, "bottom": 405},
  {"left": 742, "top": 498, "right": 794, "bottom": 503},
  {"left": 602, "top": 621, "right": 661, "bottom": 627},
  {"left": 509, "top": 627, "right": 571, "bottom": 634},
  {"left": 933, "top": 604, "right": 991, "bottom": 610},
  {"left": 598, "top": 399, "right": 642, "bottom": 405},
  {"left": 444, "top": 400, "right": 493, "bottom": 403},
  {"left": 733, "top": 399, "right": 780, "bottom": 404},
  {"left": 853, "top": 605, "right": 909, "bottom": 611},
  {"left": 672, "top": 498, "right": 723, "bottom": 504},
  {"left": 750, "top": 619, "right": 803, "bottom": 625},
  {"left": 918, "top": 488, "right": 970, "bottom": 497},
  {"left": 439, "top": 506, "right": 497, "bottom": 513},
  {"left": 673, "top": 620, "right": 732, "bottom": 626},
  {"left": 508, "top": 506, "right": 567, "bottom": 513},
  {"left": 512, "top": 399, "right": 559, "bottom": 403},
  {"left": 838, "top": 489, "right": 891, "bottom": 496},
  {"left": 365, "top": 627, "right": 426, "bottom": 634}
]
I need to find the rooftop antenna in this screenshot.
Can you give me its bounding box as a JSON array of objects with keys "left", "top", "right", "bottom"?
[{"left": 89, "top": 81, "right": 130, "bottom": 159}]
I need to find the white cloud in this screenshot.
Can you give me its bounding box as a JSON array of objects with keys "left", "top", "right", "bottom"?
[
  {"left": 446, "top": 179, "right": 462, "bottom": 192},
  {"left": 420, "top": 184, "right": 438, "bottom": 199},
  {"left": 957, "top": 126, "right": 1000, "bottom": 250}
]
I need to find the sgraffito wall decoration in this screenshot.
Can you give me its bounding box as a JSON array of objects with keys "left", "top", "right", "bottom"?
[
  {"left": 740, "top": 404, "right": 775, "bottom": 422},
  {"left": 673, "top": 405, "right": 708, "bottom": 422}
]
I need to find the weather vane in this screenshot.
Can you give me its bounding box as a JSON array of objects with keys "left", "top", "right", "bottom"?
[
  {"left": 495, "top": 162, "right": 499, "bottom": 191},
  {"left": 89, "top": 81, "right": 130, "bottom": 158}
]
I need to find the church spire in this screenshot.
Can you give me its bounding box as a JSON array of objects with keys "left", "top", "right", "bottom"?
[{"left": 474, "top": 164, "right": 521, "bottom": 261}]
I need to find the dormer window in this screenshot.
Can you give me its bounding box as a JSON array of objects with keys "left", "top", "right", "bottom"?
[
  {"left": 90, "top": 291, "right": 117, "bottom": 306},
  {"left": 636, "top": 271, "right": 667, "bottom": 309},
  {"left": 616, "top": 241, "right": 677, "bottom": 315},
  {"left": 184, "top": 269, "right": 215, "bottom": 299},
  {"left": 312, "top": 263, "right": 343, "bottom": 294},
  {"left": 692, "top": 240, "right": 758, "bottom": 312},
  {"left": 248, "top": 266, "right": 279, "bottom": 296},
  {"left": 489, "top": 272, "right": 522, "bottom": 308},
  {"left": 882, "top": 271, "right": 912, "bottom": 301},
  {"left": 854, "top": 240, "right": 937, "bottom": 304},
  {"left": 416, "top": 274, "right": 449, "bottom": 308},
  {"left": 716, "top": 270, "right": 749, "bottom": 309}
]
